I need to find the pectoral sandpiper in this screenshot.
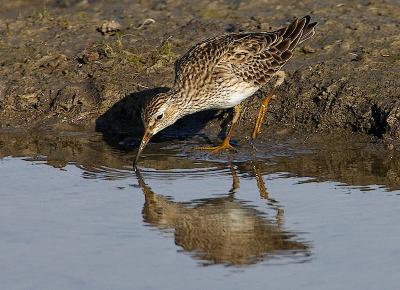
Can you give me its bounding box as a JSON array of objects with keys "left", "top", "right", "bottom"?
[{"left": 134, "top": 16, "right": 317, "bottom": 165}]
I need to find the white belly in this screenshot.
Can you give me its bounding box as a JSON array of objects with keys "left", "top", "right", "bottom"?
[{"left": 221, "top": 86, "right": 259, "bottom": 108}]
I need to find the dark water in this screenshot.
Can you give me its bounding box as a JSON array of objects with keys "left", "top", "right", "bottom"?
[{"left": 0, "top": 131, "right": 399, "bottom": 290}]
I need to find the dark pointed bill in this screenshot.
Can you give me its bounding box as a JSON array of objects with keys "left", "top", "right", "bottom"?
[{"left": 133, "top": 129, "right": 153, "bottom": 167}]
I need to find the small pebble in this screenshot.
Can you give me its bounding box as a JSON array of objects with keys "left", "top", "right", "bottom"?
[{"left": 98, "top": 20, "right": 122, "bottom": 35}]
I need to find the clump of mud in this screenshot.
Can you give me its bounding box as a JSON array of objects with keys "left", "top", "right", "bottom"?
[{"left": 0, "top": 0, "right": 399, "bottom": 143}]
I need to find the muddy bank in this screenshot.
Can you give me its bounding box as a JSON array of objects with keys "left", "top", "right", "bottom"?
[{"left": 0, "top": 0, "right": 399, "bottom": 143}]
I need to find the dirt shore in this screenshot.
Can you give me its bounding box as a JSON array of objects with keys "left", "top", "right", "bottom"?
[{"left": 1, "top": 0, "right": 399, "bottom": 144}]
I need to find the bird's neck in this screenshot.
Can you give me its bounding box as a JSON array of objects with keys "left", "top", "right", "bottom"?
[{"left": 170, "top": 87, "right": 205, "bottom": 117}]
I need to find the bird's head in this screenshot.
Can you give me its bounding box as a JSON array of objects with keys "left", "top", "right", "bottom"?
[{"left": 134, "top": 92, "right": 181, "bottom": 165}]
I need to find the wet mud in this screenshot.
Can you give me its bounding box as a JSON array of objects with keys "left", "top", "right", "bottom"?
[
  {"left": 1, "top": 0, "right": 400, "bottom": 144},
  {"left": 1, "top": 130, "right": 399, "bottom": 191}
]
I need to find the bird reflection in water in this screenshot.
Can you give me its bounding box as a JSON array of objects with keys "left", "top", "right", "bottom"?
[{"left": 135, "top": 163, "right": 310, "bottom": 266}]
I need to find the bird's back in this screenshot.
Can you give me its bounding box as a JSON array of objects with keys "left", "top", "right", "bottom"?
[{"left": 173, "top": 16, "right": 317, "bottom": 110}]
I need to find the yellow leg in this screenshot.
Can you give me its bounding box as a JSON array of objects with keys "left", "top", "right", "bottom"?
[
  {"left": 252, "top": 70, "right": 285, "bottom": 140},
  {"left": 195, "top": 104, "right": 241, "bottom": 153},
  {"left": 252, "top": 93, "right": 273, "bottom": 139}
]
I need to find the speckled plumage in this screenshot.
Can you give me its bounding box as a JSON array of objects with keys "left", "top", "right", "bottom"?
[
  {"left": 135, "top": 16, "right": 317, "bottom": 165},
  {"left": 143, "top": 16, "right": 316, "bottom": 120}
]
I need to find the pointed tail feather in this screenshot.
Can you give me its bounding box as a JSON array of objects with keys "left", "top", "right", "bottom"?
[
  {"left": 299, "top": 16, "right": 318, "bottom": 44},
  {"left": 277, "top": 16, "right": 318, "bottom": 51}
]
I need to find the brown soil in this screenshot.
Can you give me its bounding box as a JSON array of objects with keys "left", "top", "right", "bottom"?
[{"left": 0, "top": 0, "right": 399, "bottom": 144}]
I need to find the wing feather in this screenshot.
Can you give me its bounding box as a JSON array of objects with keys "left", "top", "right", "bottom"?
[{"left": 174, "top": 16, "right": 317, "bottom": 88}]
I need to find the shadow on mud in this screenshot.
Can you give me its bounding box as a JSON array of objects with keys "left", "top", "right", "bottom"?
[{"left": 95, "top": 87, "right": 226, "bottom": 150}]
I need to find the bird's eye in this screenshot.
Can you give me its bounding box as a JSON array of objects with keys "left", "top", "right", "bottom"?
[{"left": 156, "top": 114, "right": 163, "bottom": 120}]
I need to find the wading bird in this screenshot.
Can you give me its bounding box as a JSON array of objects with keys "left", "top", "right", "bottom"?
[{"left": 135, "top": 16, "right": 317, "bottom": 165}]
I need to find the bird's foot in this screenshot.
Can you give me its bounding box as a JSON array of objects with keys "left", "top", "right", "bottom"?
[{"left": 193, "top": 140, "right": 236, "bottom": 154}]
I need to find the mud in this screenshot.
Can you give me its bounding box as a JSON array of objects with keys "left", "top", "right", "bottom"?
[{"left": 0, "top": 0, "right": 399, "bottom": 144}]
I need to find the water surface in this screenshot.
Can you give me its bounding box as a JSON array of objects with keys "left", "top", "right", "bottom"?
[{"left": 0, "top": 131, "right": 399, "bottom": 290}]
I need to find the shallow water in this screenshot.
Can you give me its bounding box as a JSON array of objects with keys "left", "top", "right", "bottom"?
[{"left": 1, "top": 131, "right": 400, "bottom": 290}]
